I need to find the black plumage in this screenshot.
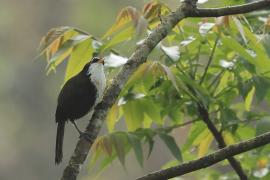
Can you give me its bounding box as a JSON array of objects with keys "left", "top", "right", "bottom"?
[{"left": 55, "top": 57, "right": 103, "bottom": 164}]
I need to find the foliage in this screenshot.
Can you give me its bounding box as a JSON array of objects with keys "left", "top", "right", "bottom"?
[{"left": 38, "top": 0, "right": 270, "bottom": 179}]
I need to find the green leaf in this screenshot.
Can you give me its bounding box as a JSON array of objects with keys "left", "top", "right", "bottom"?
[
  {"left": 101, "top": 26, "right": 135, "bottom": 51},
  {"left": 106, "top": 103, "right": 121, "bottom": 132},
  {"left": 125, "top": 62, "right": 151, "bottom": 89},
  {"left": 236, "top": 125, "right": 255, "bottom": 140},
  {"left": 215, "top": 71, "right": 231, "bottom": 95},
  {"left": 245, "top": 86, "right": 255, "bottom": 111},
  {"left": 123, "top": 100, "right": 144, "bottom": 131},
  {"left": 111, "top": 133, "right": 127, "bottom": 166},
  {"left": 182, "top": 121, "right": 206, "bottom": 151},
  {"left": 256, "top": 118, "right": 270, "bottom": 136},
  {"left": 253, "top": 76, "right": 270, "bottom": 102},
  {"left": 220, "top": 107, "right": 239, "bottom": 130},
  {"left": 64, "top": 37, "right": 93, "bottom": 82},
  {"left": 198, "top": 131, "right": 213, "bottom": 157},
  {"left": 222, "top": 131, "right": 235, "bottom": 145},
  {"left": 159, "top": 133, "right": 182, "bottom": 162},
  {"left": 192, "top": 128, "right": 211, "bottom": 146},
  {"left": 45, "top": 40, "right": 74, "bottom": 74},
  {"left": 140, "top": 98, "right": 162, "bottom": 124},
  {"left": 160, "top": 64, "right": 180, "bottom": 92},
  {"left": 127, "top": 133, "right": 144, "bottom": 167},
  {"left": 222, "top": 36, "right": 254, "bottom": 63},
  {"left": 242, "top": 24, "right": 270, "bottom": 73},
  {"left": 102, "top": 6, "right": 139, "bottom": 38},
  {"left": 139, "top": 129, "right": 155, "bottom": 159}
]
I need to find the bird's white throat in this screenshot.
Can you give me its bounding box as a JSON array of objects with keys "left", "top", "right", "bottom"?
[{"left": 87, "top": 63, "right": 106, "bottom": 104}]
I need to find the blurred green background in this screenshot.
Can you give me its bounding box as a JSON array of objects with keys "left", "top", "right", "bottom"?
[{"left": 0, "top": 0, "right": 185, "bottom": 180}]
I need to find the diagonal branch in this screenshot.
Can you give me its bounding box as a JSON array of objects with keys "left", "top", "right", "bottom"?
[
  {"left": 61, "top": 0, "right": 269, "bottom": 179},
  {"left": 137, "top": 131, "right": 270, "bottom": 180}
]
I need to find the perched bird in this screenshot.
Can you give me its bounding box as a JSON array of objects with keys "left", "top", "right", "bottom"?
[{"left": 55, "top": 57, "right": 106, "bottom": 164}]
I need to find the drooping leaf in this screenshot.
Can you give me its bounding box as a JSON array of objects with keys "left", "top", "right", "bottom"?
[
  {"left": 159, "top": 133, "right": 182, "bottom": 162},
  {"left": 245, "top": 86, "right": 255, "bottom": 111},
  {"left": 111, "top": 133, "right": 127, "bottom": 166},
  {"left": 193, "top": 128, "right": 211, "bottom": 146},
  {"left": 106, "top": 103, "right": 121, "bottom": 132},
  {"left": 182, "top": 121, "right": 206, "bottom": 151},
  {"left": 198, "top": 132, "right": 213, "bottom": 157},
  {"left": 127, "top": 133, "right": 144, "bottom": 167}
]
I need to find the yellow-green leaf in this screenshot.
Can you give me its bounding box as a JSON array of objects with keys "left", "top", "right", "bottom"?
[
  {"left": 123, "top": 100, "right": 144, "bottom": 131},
  {"left": 106, "top": 103, "right": 121, "bottom": 132},
  {"left": 102, "top": 6, "right": 139, "bottom": 39},
  {"left": 222, "top": 131, "right": 235, "bottom": 145},
  {"left": 64, "top": 37, "right": 93, "bottom": 82},
  {"left": 245, "top": 86, "right": 255, "bottom": 111},
  {"left": 198, "top": 132, "right": 213, "bottom": 157}
]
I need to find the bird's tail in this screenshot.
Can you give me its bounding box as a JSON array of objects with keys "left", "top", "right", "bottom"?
[{"left": 55, "top": 121, "right": 65, "bottom": 164}]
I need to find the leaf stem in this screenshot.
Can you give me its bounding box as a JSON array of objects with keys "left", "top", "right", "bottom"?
[{"left": 199, "top": 36, "right": 219, "bottom": 85}]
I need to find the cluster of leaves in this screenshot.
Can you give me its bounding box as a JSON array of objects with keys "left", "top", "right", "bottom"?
[{"left": 38, "top": 0, "right": 270, "bottom": 179}]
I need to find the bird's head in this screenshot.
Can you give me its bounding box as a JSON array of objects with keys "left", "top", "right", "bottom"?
[{"left": 81, "top": 57, "right": 105, "bottom": 77}]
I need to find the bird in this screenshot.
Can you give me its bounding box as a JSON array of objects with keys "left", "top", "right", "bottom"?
[{"left": 55, "top": 56, "right": 106, "bottom": 164}]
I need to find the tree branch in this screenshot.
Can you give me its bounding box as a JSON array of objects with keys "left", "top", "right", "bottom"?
[
  {"left": 187, "top": 0, "right": 270, "bottom": 17},
  {"left": 61, "top": 0, "right": 269, "bottom": 179},
  {"left": 137, "top": 131, "right": 270, "bottom": 180}
]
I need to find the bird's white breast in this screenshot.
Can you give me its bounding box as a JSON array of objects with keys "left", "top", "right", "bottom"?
[{"left": 87, "top": 63, "right": 106, "bottom": 105}]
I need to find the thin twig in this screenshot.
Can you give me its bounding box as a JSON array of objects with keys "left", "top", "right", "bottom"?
[
  {"left": 192, "top": 45, "right": 201, "bottom": 80},
  {"left": 199, "top": 36, "right": 219, "bottom": 85}
]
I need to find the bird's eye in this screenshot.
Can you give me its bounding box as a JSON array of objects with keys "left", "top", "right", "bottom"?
[{"left": 92, "top": 57, "right": 100, "bottom": 63}]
